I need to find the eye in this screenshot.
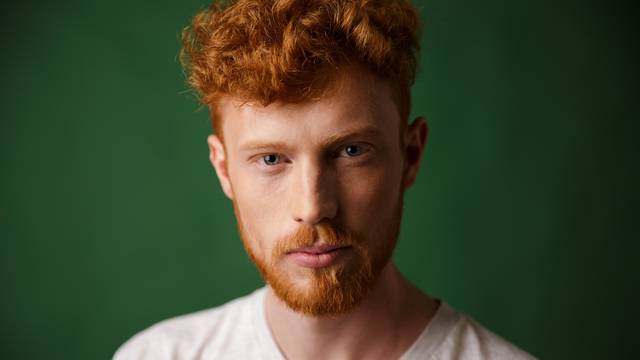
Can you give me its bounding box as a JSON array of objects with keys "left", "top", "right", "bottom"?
[
  {"left": 342, "top": 144, "right": 364, "bottom": 157},
  {"left": 262, "top": 154, "right": 281, "bottom": 165}
]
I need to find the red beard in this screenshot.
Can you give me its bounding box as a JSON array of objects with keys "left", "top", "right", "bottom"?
[{"left": 232, "top": 194, "right": 402, "bottom": 316}]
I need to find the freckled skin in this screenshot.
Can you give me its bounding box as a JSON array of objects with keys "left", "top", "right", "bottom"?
[
  {"left": 212, "top": 68, "right": 406, "bottom": 289},
  {"left": 207, "top": 66, "right": 431, "bottom": 359}
]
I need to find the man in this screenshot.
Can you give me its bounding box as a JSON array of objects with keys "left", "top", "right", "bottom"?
[{"left": 115, "top": 0, "right": 535, "bottom": 358}]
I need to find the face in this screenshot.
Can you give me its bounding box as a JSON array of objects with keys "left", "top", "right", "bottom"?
[{"left": 208, "top": 67, "right": 427, "bottom": 316}]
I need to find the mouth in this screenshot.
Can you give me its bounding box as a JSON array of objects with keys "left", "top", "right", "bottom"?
[
  {"left": 285, "top": 245, "right": 352, "bottom": 268},
  {"left": 287, "top": 244, "right": 350, "bottom": 255}
]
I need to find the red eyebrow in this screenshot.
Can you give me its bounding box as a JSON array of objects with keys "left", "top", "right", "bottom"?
[
  {"left": 238, "top": 126, "right": 382, "bottom": 152},
  {"left": 238, "top": 140, "right": 292, "bottom": 152},
  {"left": 319, "top": 127, "right": 382, "bottom": 148}
]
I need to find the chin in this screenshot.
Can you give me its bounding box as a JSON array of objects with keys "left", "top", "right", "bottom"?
[{"left": 264, "top": 255, "right": 375, "bottom": 316}]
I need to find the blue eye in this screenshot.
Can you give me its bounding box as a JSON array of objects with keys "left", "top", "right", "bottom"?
[
  {"left": 343, "top": 145, "right": 363, "bottom": 157},
  {"left": 262, "top": 154, "right": 280, "bottom": 165}
]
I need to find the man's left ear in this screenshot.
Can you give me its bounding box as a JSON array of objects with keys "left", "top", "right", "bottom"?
[{"left": 402, "top": 116, "right": 429, "bottom": 189}]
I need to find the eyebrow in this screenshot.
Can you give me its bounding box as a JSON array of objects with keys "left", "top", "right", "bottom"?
[
  {"left": 238, "top": 126, "right": 383, "bottom": 153},
  {"left": 239, "top": 140, "right": 291, "bottom": 153},
  {"left": 319, "top": 126, "right": 383, "bottom": 148}
]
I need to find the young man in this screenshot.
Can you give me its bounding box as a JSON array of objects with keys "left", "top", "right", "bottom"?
[{"left": 116, "top": 0, "right": 535, "bottom": 358}]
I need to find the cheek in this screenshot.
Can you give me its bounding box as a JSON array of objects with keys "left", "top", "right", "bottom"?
[
  {"left": 228, "top": 164, "right": 290, "bottom": 257},
  {"left": 339, "top": 162, "right": 402, "bottom": 227}
]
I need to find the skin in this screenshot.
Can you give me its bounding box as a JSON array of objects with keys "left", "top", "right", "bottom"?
[{"left": 207, "top": 67, "right": 437, "bottom": 359}]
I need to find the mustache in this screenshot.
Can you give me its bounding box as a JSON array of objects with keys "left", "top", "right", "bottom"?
[{"left": 272, "top": 222, "right": 359, "bottom": 258}]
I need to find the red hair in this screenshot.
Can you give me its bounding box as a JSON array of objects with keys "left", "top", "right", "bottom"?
[{"left": 180, "top": 0, "right": 421, "bottom": 135}]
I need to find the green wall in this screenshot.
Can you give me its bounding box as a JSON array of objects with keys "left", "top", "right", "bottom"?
[{"left": 2, "top": 0, "right": 637, "bottom": 358}]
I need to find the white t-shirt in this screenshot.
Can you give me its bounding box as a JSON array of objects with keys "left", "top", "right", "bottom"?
[{"left": 114, "top": 287, "right": 536, "bottom": 359}]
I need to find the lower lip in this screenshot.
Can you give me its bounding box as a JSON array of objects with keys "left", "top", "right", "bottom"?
[{"left": 286, "top": 247, "right": 350, "bottom": 268}]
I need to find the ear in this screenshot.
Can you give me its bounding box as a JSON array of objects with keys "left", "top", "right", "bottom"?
[
  {"left": 207, "top": 134, "right": 234, "bottom": 199},
  {"left": 402, "top": 117, "right": 429, "bottom": 189}
]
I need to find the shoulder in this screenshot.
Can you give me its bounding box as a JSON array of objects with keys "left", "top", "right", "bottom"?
[
  {"left": 113, "top": 288, "right": 269, "bottom": 360},
  {"left": 404, "top": 302, "right": 537, "bottom": 360}
]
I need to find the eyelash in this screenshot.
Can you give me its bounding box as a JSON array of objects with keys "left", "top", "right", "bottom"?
[
  {"left": 262, "top": 154, "right": 283, "bottom": 166},
  {"left": 340, "top": 144, "right": 367, "bottom": 158},
  {"left": 256, "top": 144, "right": 372, "bottom": 168}
]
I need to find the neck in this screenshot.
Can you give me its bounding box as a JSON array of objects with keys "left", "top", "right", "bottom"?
[{"left": 264, "top": 262, "right": 439, "bottom": 360}]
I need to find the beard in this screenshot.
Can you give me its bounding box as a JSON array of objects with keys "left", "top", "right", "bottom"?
[{"left": 232, "top": 193, "right": 403, "bottom": 317}]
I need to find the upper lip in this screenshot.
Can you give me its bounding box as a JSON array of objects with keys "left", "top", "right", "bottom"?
[{"left": 287, "top": 244, "right": 351, "bottom": 254}]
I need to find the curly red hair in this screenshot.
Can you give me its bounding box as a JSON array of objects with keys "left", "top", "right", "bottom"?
[{"left": 180, "top": 0, "right": 420, "bottom": 135}]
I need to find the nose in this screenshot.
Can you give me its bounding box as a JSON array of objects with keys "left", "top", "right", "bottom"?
[{"left": 291, "top": 159, "right": 338, "bottom": 225}]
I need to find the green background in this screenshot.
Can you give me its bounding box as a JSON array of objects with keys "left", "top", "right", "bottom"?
[{"left": 2, "top": 0, "right": 637, "bottom": 358}]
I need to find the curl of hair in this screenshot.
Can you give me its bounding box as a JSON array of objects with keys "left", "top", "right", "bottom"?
[{"left": 180, "top": 0, "right": 420, "bottom": 127}]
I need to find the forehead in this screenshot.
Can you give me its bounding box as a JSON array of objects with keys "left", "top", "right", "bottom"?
[{"left": 218, "top": 68, "right": 401, "bottom": 148}]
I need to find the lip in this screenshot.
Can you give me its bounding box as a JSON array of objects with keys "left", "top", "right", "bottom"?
[
  {"left": 287, "top": 244, "right": 349, "bottom": 254},
  {"left": 285, "top": 245, "right": 351, "bottom": 268}
]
